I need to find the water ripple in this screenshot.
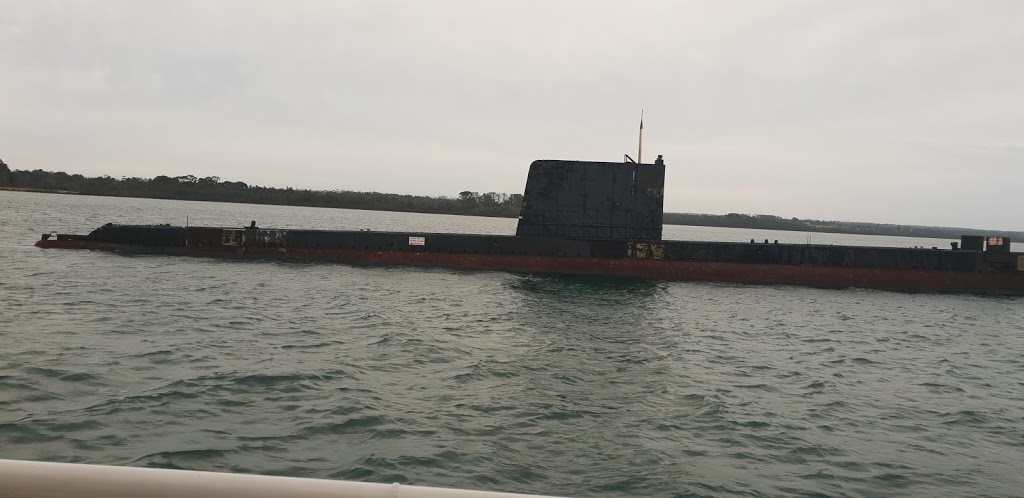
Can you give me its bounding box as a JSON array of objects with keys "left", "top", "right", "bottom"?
[{"left": 2, "top": 192, "right": 1024, "bottom": 496}]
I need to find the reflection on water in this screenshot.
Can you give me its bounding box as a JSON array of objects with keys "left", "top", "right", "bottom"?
[{"left": 505, "top": 273, "right": 667, "bottom": 301}]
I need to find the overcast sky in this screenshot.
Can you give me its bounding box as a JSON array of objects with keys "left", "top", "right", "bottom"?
[{"left": 2, "top": 1, "right": 1022, "bottom": 229}]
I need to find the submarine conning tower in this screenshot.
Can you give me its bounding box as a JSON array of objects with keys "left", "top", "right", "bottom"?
[{"left": 515, "top": 158, "right": 666, "bottom": 240}]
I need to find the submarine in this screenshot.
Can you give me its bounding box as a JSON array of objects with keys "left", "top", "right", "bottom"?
[{"left": 35, "top": 156, "right": 1024, "bottom": 294}]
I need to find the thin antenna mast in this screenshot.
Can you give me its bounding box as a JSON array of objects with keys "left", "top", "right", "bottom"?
[{"left": 637, "top": 110, "right": 644, "bottom": 164}]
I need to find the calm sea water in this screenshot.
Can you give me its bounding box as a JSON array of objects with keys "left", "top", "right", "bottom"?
[{"left": 1, "top": 190, "right": 1023, "bottom": 497}]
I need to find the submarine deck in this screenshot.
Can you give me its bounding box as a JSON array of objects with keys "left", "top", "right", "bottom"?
[{"left": 36, "top": 225, "right": 1024, "bottom": 295}]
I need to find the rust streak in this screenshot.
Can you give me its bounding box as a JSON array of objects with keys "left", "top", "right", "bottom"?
[{"left": 33, "top": 240, "right": 1024, "bottom": 294}]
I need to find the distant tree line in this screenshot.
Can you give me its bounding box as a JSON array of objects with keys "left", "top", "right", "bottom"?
[
  {"left": 1, "top": 160, "right": 1019, "bottom": 239},
  {"left": 0, "top": 161, "right": 522, "bottom": 218},
  {"left": 0, "top": 159, "right": 11, "bottom": 187},
  {"left": 665, "top": 212, "right": 812, "bottom": 232},
  {"left": 664, "top": 212, "right": 1023, "bottom": 240}
]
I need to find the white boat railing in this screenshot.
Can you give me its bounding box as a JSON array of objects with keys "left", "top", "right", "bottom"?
[{"left": 0, "top": 459, "right": 564, "bottom": 498}]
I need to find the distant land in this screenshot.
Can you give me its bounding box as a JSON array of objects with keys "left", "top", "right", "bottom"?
[{"left": 2, "top": 159, "right": 1021, "bottom": 240}]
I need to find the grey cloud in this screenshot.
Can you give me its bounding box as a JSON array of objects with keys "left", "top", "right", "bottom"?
[{"left": 1, "top": 0, "right": 1022, "bottom": 229}]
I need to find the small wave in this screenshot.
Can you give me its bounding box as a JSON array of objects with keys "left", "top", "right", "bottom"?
[
  {"left": 233, "top": 373, "right": 317, "bottom": 387},
  {"left": 732, "top": 420, "right": 771, "bottom": 429},
  {"left": 734, "top": 383, "right": 779, "bottom": 392},
  {"left": 280, "top": 342, "right": 338, "bottom": 350},
  {"left": 533, "top": 410, "right": 590, "bottom": 421},
  {"left": 940, "top": 410, "right": 995, "bottom": 426},
  {"left": 58, "top": 372, "right": 102, "bottom": 382},
  {"left": 88, "top": 389, "right": 202, "bottom": 414},
  {"left": 729, "top": 451, "right": 770, "bottom": 462},
  {"left": 0, "top": 423, "right": 63, "bottom": 444},
  {"left": 135, "top": 350, "right": 175, "bottom": 357},
  {"left": 454, "top": 403, "right": 518, "bottom": 415},
  {"left": 788, "top": 444, "right": 848, "bottom": 458},
  {"left": 797, "top": 469, "right": 845, "bottom": 482},
  {"left": 20, "top": 390, "right": 66, "bottom": 402},
  {"left": 133, "top": 448, "right": 235, "bottom": 467},
  {"left": 301, "top": 415, "right": 387, "bottom": 435},
  {"left": 804, "top": 380, "right": 834, "bottom": 391},
  {"left": 0, "top": 377, "right": 34, "bottom": 391},
  {"left": 873, "top": 472, "right": 913, "bottom": 488},
  {"left": 331, "top": 466, "right": 380, "bottom": 481},
  {"left": 24, "top": 366, "right": 70, "bottom": 378},
  {"left": 801, "top": 337, "right": 833, "bottom": 343},
  {"left": 447, "top": 364, "right": 518, "bottom": 383},
  {"left": 70, "top": 434, "right": 129, "bottom": 451},
  {"left": 917, "top": 382, "right": 965, "bottom": 393},
  {"left": 366, "top": 427, "right": 439, "bottom": 441},
  {"left": 43, "top": 419, "right": 106, "bottom": 432}
]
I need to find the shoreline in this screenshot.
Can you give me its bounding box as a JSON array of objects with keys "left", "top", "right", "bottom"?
[{"left": 4, "top": 187, "right": 1018, "bottom": 241}]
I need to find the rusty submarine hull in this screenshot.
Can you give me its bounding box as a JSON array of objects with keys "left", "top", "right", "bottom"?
[{"left": 35, "top": 158, "right": 1024, "bottom": 295}]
